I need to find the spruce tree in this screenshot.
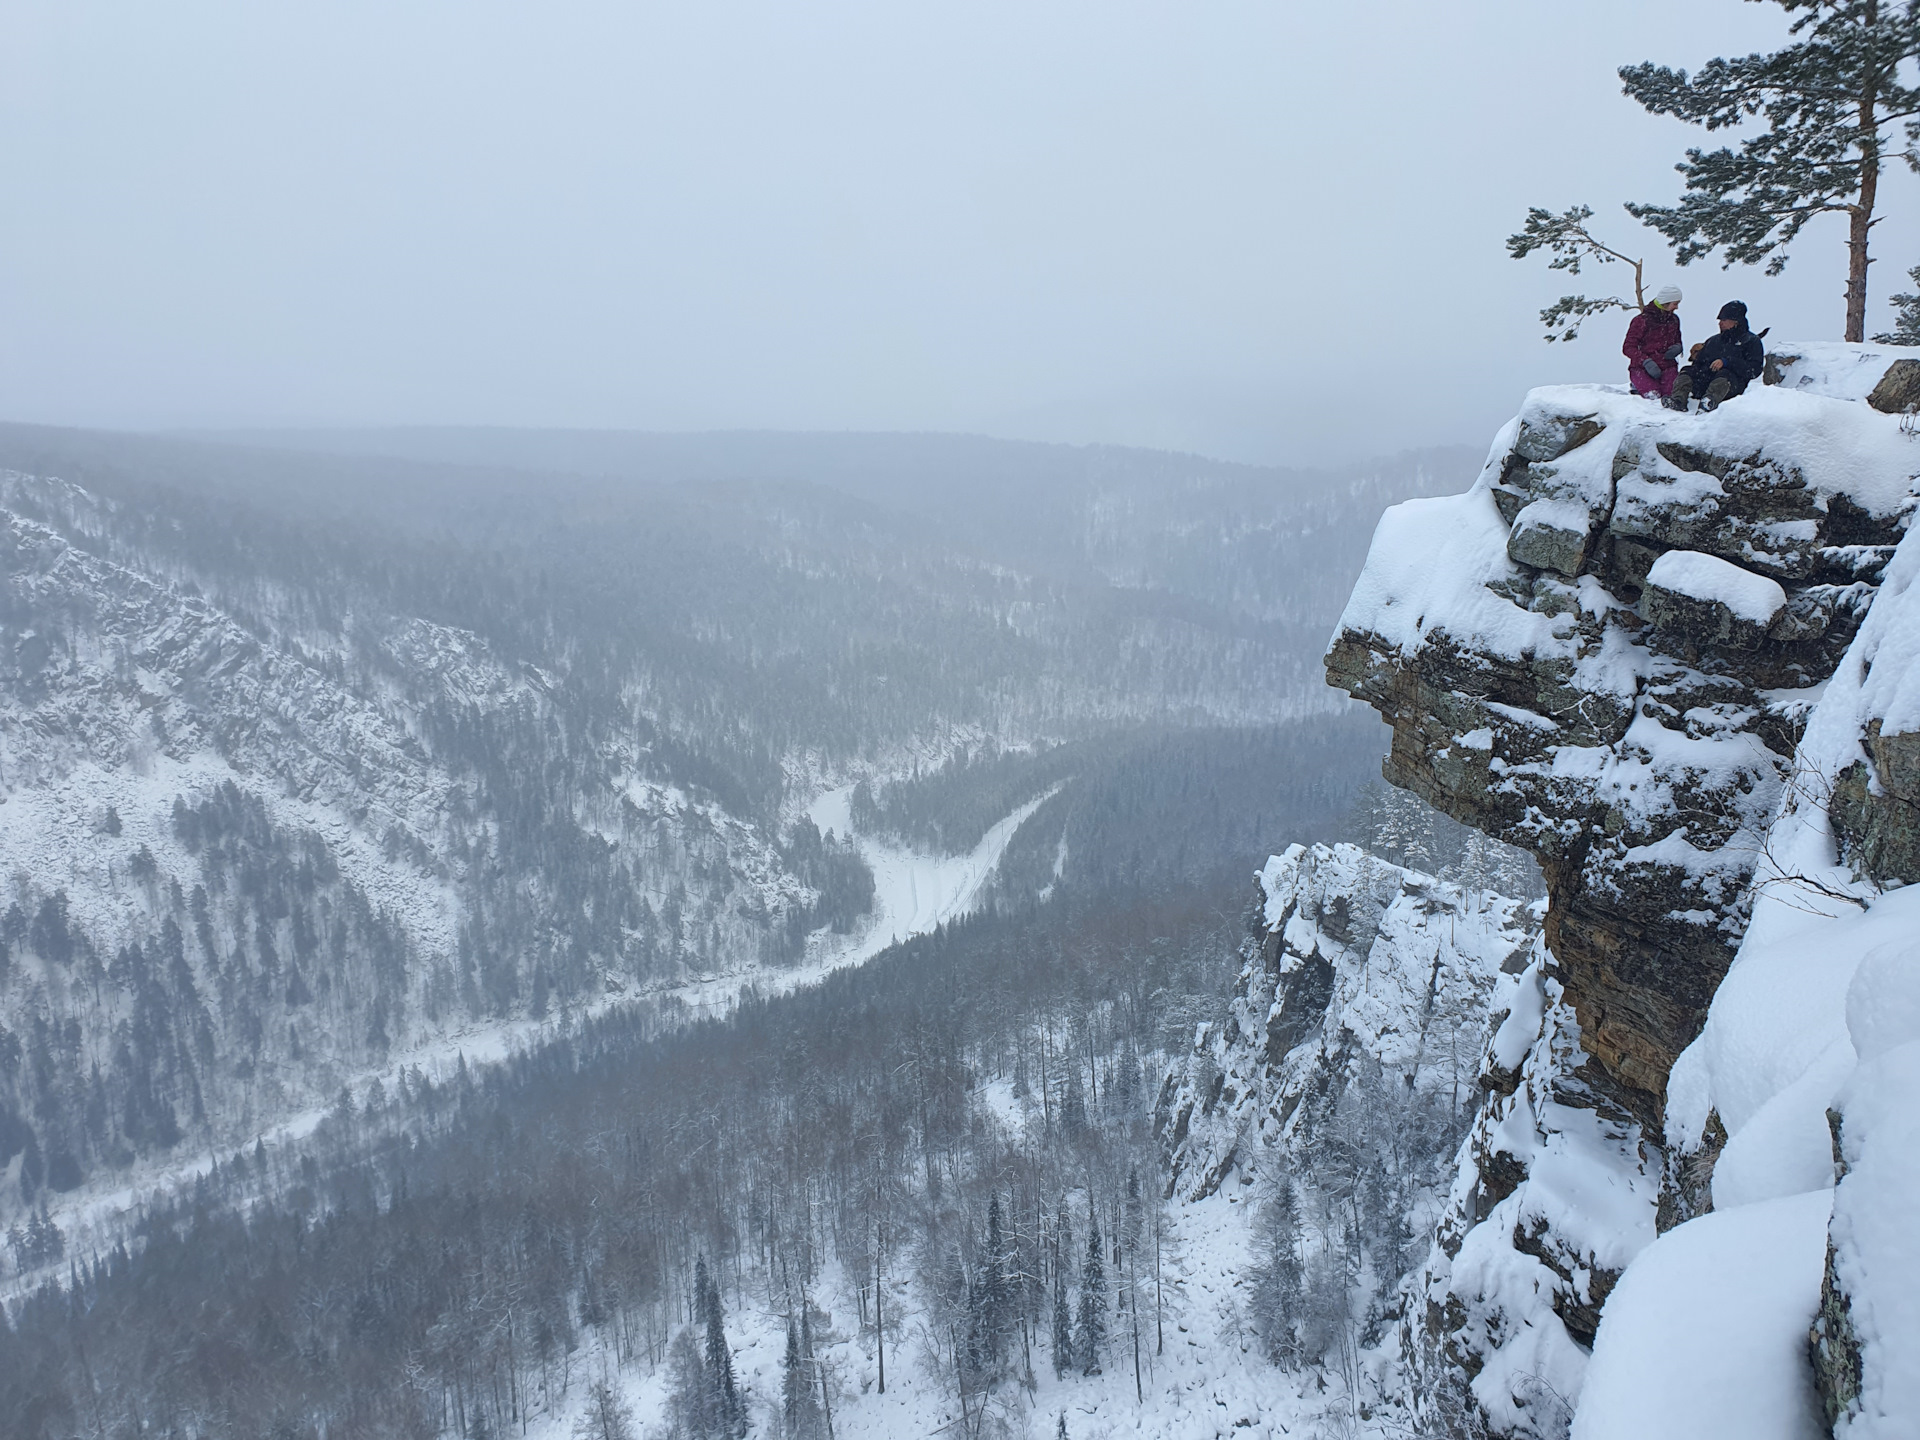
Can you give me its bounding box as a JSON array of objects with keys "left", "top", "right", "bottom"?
[
  {"left": 983, "top": 1193, "right": 1011, "bottom": 1366},
  {"left": 1076, "top": 1210, "right": 1107, "bottom": 1376},
  {"left": 1051, "top": 1201, "right": 1075, "bottom": 1378},
  {"left": 782, "top": 1319, "right": 822, "bottom": 1439},
  {"left": 1059, "top": 1068, "right": 1087, "bottom": 1139},
  {"left": 1248, "top": 1180, "right": 1305, "bottom": 1368},
  {"left": 1875, "top": 262, "right": 1920, "bottom": 342},
  {"left": 697, "top": 1257, "right": 744, "bottom": 1438},
  {"left": 1620, "top": 0, "right": 1920, "bottom": 341}
]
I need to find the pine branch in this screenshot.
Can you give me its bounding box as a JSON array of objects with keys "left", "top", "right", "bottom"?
[{"left": 1507, "top": 205, "right": 1646, "bottom": 339}]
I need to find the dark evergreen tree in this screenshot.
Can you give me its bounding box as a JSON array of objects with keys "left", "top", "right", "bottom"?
[
  {"left": 782, "top": 1319, "right": 823, "bottom": 1439},
  {"left": 1247, "top": 1180, "right": 1305, "bottom": 1368},
  {"left": 1075, "top": 1210, "right": 1106, "bottom": 1376},
  {"left": 1051, "top": 1201, "right": 1075, "bottom": 1379},
  {"left": 1058, "top": 1068, "right": 1087, "bottom": 1139},
  {"left": 698, "top": 1257, "right": 744, "bottom": 1438},
  {"left": 1875, "top": 261, "right": 1920, "bottom": 343},
  {"left": 982, "top": 1192, "right": 1011, "bottom": 1366},
  {"left": 1620, "top": 0, "right": 1920, "bottom": 341}
]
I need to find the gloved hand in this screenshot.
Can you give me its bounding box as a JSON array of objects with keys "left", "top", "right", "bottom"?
[
  {"left": 1664, "top": 344, "right": 1683, "bottom": 359},
  {"left": 1643, "top": 358, "right": 1664, "bottom": 380}
]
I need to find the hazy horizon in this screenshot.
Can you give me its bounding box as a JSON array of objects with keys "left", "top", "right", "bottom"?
[{"left": 6, "top": 1, "right": 1916, "bottom": 467}]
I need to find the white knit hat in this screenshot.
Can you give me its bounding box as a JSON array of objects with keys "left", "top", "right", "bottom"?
[{"left": 1653, "top": 284, "right": 1682, "bottom": 307}]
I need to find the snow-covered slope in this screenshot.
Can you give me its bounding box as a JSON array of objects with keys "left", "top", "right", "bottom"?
[{"left": 0, "top": 471, "right": 840, "bottom": 1226}]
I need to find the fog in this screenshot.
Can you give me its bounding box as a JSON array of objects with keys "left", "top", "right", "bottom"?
[{"left": 4, "top": 0, "right": 1912, "bottom": 464}]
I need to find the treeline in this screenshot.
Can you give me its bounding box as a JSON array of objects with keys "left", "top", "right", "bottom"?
[
  {"left": 0, "top": 426, "right": 1367, "bottom": 821},
  {"left": 0, "top": 747, "right": 877, "bottom": 1210},
  {"left": 0, "top": 885, "right": 1238, "bottom": 1440}
]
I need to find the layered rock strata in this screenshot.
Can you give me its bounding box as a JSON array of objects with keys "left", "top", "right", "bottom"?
[
  {"left": 1326, "top": 383, "right": 1912, "bottom": 1127},
  {"left": 1326, "top": 355, "right": 1920, "bottom": 1434}
]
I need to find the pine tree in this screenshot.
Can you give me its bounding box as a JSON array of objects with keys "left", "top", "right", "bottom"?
[
  {"left": 1506, "top": 205, "right": 1651, "bottom": 341},
  {"left": 1247, "top": 1180, "right": 1305, "bottom": 1368},
  {"left": 1875, "top": 262, "right": 1920, "bottom": 343},
  {"left": 1076, "top": 1210, "right": 1107, "bottom": 1376},
  {"left": 1620, "top": 0, "right": 1920, "bottom": 342},
  {"left": 697, "top": 1257, "right": 745, "bottom": 1438},
  {"left": 1051, "top": 1201, "right": 1075, "bottom": 1378},
  {"left": 782, "top": 1318, "right": 823, "bottom": 1439}
]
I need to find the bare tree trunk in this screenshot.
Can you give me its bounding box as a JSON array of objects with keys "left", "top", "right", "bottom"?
[
  {"left": 1154, "top": 1208, "right": 1164, "bottom": 1357},
  {"left": 1847, "top": 2, "right": 1883, "bottom": 343},
  {"left": 951, "top": 1323, "right": 974, "bottom": 1437}
]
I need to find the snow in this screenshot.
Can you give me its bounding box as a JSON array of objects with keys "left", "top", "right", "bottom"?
[
  {"left": 1645, "top": 549, "right": 1787, "bottom": 626},
  {"left": 1831, "top": 1039, "right": 1920, "bottom": 1438},
  {"left": 806, "top": 782, "right": 1059, "bottom": 966},
  {"left": 1629, "top": 383, "right": 1918, "bottom": 519},
  {"left": 1335, "top": 486, "right": 1574, "bottom": 661},
  {"left": 1766, "top": 342, "right": 1920, "bottom": 405},
  {"left": 1512, "top": 494, "right": 1599, "bottom": 541},
  {"left": 1572, "top": 1188, "right": 1833, "bottom": 1440},
  {"left": 1338, "top": 370, "right": 1919, "bottom": 678},
  {"left": 1490, "top": 964, "right": 1545, "bottom": 1072},
  {"left": 1627, "top": 520, "right": 1920, "bottom": 1438}
]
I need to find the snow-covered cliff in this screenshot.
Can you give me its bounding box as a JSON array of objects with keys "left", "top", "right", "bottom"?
[
  {"left": 1327, "top": 348, "right": 1920, "bottom": 1436},
  {"left": 1165, "top": 842, "right": 1537, "bottom": 1205}
]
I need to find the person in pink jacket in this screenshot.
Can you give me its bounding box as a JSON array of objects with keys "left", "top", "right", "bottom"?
[{"left": 1623, "top": 285, "right": 1684, "bottom": 400}]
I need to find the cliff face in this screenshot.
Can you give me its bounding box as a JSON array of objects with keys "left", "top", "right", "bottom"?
[
  {"left": 1326, "top": 346, "right": 1920, "bottom": 1436},
  {"left": 1326, "top": 371, "right": 1911, "bottom": 1125},
  {"left": 1162, "top": 842, "right": 1537, "bottom": 1205}
]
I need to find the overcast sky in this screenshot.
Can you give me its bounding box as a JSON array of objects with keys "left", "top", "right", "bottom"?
[{"left": 4, "top": 1, "right": 1914, "bottom": 465}]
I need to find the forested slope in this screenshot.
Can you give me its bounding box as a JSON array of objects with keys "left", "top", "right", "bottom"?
[{"left": 0, "top": 423, "right": 1449, "bottom": 1266}]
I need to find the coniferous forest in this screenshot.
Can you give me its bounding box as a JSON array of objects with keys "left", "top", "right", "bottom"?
[{"left": 0, "top": 423, "right": 1500, "bottom": 1438}]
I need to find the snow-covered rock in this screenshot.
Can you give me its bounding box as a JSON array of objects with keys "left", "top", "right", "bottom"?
[
  {"left": 1162, "top": 842, "right": 1538, "bottom": 1203},
  {"left": 1325, "top": 345, "right": 1920, "bottom": 1436}
]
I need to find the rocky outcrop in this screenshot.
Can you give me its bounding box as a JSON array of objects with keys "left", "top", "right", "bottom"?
[
  {"left": 1831, "top": 720, "right": 1920, "bottom": 885},
  {"left": 1326, "top": 354, "right": 1919, "bottom": 1435},
  {"left": 1326, "top": 384, "right": 1911, "bottom": 1127},
  {"left": 1405, "top": 946, "right": 1657, "bottom": 1439},
  {"left": 1161, "top": 843, "right": 1538, "bottom": 1203}
]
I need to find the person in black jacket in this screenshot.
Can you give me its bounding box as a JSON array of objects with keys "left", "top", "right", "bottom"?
[{"left": 1671, "top": 302, "right": 1766, "bottom": 410}]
